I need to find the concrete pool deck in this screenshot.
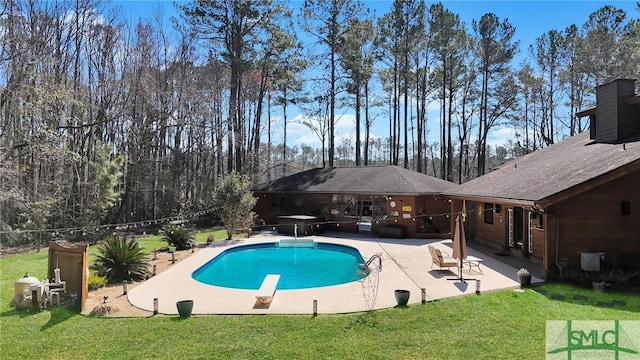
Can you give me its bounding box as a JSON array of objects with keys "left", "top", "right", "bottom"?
[{"left": 128, "top": 231, "right": 543, "bottom": 315}]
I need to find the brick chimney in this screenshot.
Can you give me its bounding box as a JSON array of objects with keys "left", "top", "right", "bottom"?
[{"left": 592, "top": 79, "right": 639, "bottom": 143}]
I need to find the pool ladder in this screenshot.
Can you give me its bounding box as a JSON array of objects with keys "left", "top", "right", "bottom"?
[{"left": 364, "top": 254, "right": 382, "bottom": 271}]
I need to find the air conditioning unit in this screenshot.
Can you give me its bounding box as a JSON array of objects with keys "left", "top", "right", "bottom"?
[{"left": 580, "top": 252, "right": 604, "bottom": 272}]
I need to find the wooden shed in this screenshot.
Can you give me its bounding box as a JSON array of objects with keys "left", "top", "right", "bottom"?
[{"left": 48, "top": 241, "right": 89, "bottom": 310}]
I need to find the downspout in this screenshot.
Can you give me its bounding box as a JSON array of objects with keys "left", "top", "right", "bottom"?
[{"left": 546, "top": 211, "right": 562, "bottom": 278}]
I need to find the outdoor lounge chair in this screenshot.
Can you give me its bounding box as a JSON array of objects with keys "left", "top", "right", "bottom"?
[{"left": 428, "top": 245, "right": 457, "bottom": 270}]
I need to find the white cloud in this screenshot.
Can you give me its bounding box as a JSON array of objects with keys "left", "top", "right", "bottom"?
[
  {"left": 487, "top": 127, "right": 518, "bottom": 147},
  {"left": 282, "top": 114, "right": 324, "bottom": 148},
  {"left": 64, "top": 7, "right": 105, "bottom": 27},
  {"left": 270, "top": 103, "right": 519, "bottom": 152},
  {"left": 282, "top": 112, "right": 362, "bottom": 149},
  {"left": 288, "top": 122, "right": 323, "bottom": 147},
  {"left": 334, "top": 113, "right": 356, "bottom": 130}
]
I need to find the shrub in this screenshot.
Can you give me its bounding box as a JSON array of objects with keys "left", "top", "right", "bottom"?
[
  {"left": 92, "top": 235, "right": 150, "bottom": 283},
  {"left": 161, "top": 225, "right": 195, "bottom": 250},
  {"left": 211, "top": 171, "right": 257, "bottom": 240},
  {"left": 88, "top": 271, "right": 107, "bottom": 290}
]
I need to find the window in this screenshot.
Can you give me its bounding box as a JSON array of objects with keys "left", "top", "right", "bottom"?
[
  {"left": 361, "top": 201, "right": 373, "bottom": 217},
  {"left": 621, "top": 201, "right": 631, "bottom": 216},
  {"left": 495, "top": 204, "right": 502, "bottom": 213},
  {"left": 531, "top": 212, "right": 544, "bottom": 230},
  {"left": 484, "top": 203, "right": 494, "bottom": 224}
]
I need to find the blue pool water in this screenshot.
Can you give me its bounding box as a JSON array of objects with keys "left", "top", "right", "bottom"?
[{"left": 192, "top": 241, "right": 366, "bottom": 290}]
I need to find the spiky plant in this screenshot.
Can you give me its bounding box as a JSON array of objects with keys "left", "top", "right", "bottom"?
[
  {"left": 161, "top": 224, "right": 195, "bottom": 250},
  {"left": 93, "top": 235, "right": 150, "bottom": 283}
]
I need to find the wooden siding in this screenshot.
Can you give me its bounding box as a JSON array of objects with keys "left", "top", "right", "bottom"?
[
  {"left": 422, "top": 197, "right": 451, "bottom": 234},
  {"left": 48, "top": 241, "right": 89, "bottom": 310},
  {"left": 543, "top": 216, "right": 559, "bottom": 273},
  {"left": 473, "top": 202, "right": 507, "bottom": 250},
  {"left": 529, "top": 223, "right": 547, "bottom": 262},
  {"left": 254, "top": 193, "right": 272, "bottom": 223},
  {"left": 596, "top": 81, "right": 619, "bottom": 142},
  {"left": 547, "top": 168, "right": 640, "bottom": 270},
  {"left": 595, "top": 79, "right": 637, "bottom": 142},
  {"left": 467, "top": 201, "right": 544, "bottom": 263},
  {"left": 461, "top": 169, "right": 640, "bottom": 276}
]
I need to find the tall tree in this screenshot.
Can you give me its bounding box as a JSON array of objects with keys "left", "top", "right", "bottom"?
[
  {"left": 272, "top": 33, "right": 306, "bottom": 177},
  {"left": 398, "top": 0, "right": 425, "bottom": 168},
  {"left": 516, "top": 63, "right": 542, "bottom": 152},
  {"left": 302, "top": 0, "right": 365, "bottom": 167},
  {"left": 251, "top": 15, "right": 303, "bottom": 179},
  {"left": 338, "top": 16, "right": 374, "bottom": 166},
  {"left": 375, "top": 12, "right": 402, "bottom": 165},
  {"left": 531, "top": 29, "right": 564, "bottom": 146},
  {"left": 429, "top": 2, "right": 466, "bottom": 180},
  {"left": 472, "top": 13, "right": 518, "bottom": 176},
  {"left": 620, "top": 3, "right": 640, "bottom": 84},
  {"left": 456, "top": 57, "right": 479, "bottom": 183},
  {"left": 561, "top": 24, "right": 588, "bottom": 136},
  {"left": 178, "top": 0, "right": 286, "bottom": 174},
  {"left": 580, "top": 5, "right": 629, "bottom": 85},
  {"left": 412, "top": 0, "right": 429, "bottom": 173},
  {"left": 376, "top": 0, "right": 427, "bottom": 168}
]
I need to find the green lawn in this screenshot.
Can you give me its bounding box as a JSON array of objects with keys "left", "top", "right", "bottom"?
[
  {"left": 84, "top": 228, "right": 231, "bottom": 261},
  {"left": 1, "top": 247, "right": 639, "bottom": 359},
  {"left": 126, "top": 228, "right": 232, "bottom": 254}
]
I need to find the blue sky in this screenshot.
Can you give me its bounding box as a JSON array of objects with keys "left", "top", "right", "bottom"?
[{"left": 109, "top": 0, "right": 639, "bottom": 150}]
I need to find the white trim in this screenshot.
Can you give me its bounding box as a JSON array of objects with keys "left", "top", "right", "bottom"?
[
  {"left": 508, "top": 208, "right": 514, "bottom": 247},
  {"left": 527, "top": 211, "right": 533, "bottom": 253}
]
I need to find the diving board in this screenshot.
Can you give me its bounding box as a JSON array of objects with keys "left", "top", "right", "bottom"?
[{"left": 255, "top": 274, "right": 280, "bottom": 304}]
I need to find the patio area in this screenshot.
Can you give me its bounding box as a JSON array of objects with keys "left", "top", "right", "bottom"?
[{"left": 128, "top": 231, "right": 543, "bottom": 315}]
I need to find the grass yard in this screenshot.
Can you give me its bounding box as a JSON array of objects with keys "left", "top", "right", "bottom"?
[
  {"left": 1, "top": 245, "right": 639, "bottom": 359},
  {"left": 83, "top": 228, "right": 233, "bottom": 260},
  {"left": 120, "top": 228, "right": 232, "bottom": 254}
]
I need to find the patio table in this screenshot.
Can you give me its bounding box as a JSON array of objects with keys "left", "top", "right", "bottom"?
[{"left": 463, "top": 256, "right": 484, "bottom": 274}]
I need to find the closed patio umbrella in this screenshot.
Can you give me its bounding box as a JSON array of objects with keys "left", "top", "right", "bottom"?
[
  {"left": 451, "top": 214, "right": 468, "bottom": 281},
  {"left": 452, "top": 214, "right": 467, "bottom": 259}
]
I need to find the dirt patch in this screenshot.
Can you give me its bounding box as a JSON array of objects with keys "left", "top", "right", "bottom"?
[{"left": 83, "top": 245, "right": 205, "bottom": 317}]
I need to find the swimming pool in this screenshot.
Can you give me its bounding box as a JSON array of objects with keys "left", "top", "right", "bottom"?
[{"left": 192, "top": 241, "right": 366, "bottom": 290}]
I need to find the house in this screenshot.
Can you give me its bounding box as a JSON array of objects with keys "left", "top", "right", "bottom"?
[
  {"left": 251, "top": 79, "right": 639, "bottom": 279},
  {"left": 449, "top": 79, "right": 640, "bottom": 278},
  {"left": 252, "top": 165, "right": 457, "bottom": 238}
]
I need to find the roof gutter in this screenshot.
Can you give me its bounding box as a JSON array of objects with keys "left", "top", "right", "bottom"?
[
  {"left": 548, "top": 211, "right": 562, "bottom": 278},
  {"left": 447, "top": 194, "right": 535, "bottom": 207}
]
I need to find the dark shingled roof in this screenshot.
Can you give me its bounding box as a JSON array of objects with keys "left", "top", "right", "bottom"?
[
  {"left": 252, "top": 165, "right": 456, "bottom": 195},
  {"left": 456, "top": 131, "right": 640, "bottom": 203}
]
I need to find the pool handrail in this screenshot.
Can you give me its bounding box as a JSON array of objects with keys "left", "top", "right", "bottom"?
[{"left": 364, "top": 254, "right": 382, "bottom": 272}]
